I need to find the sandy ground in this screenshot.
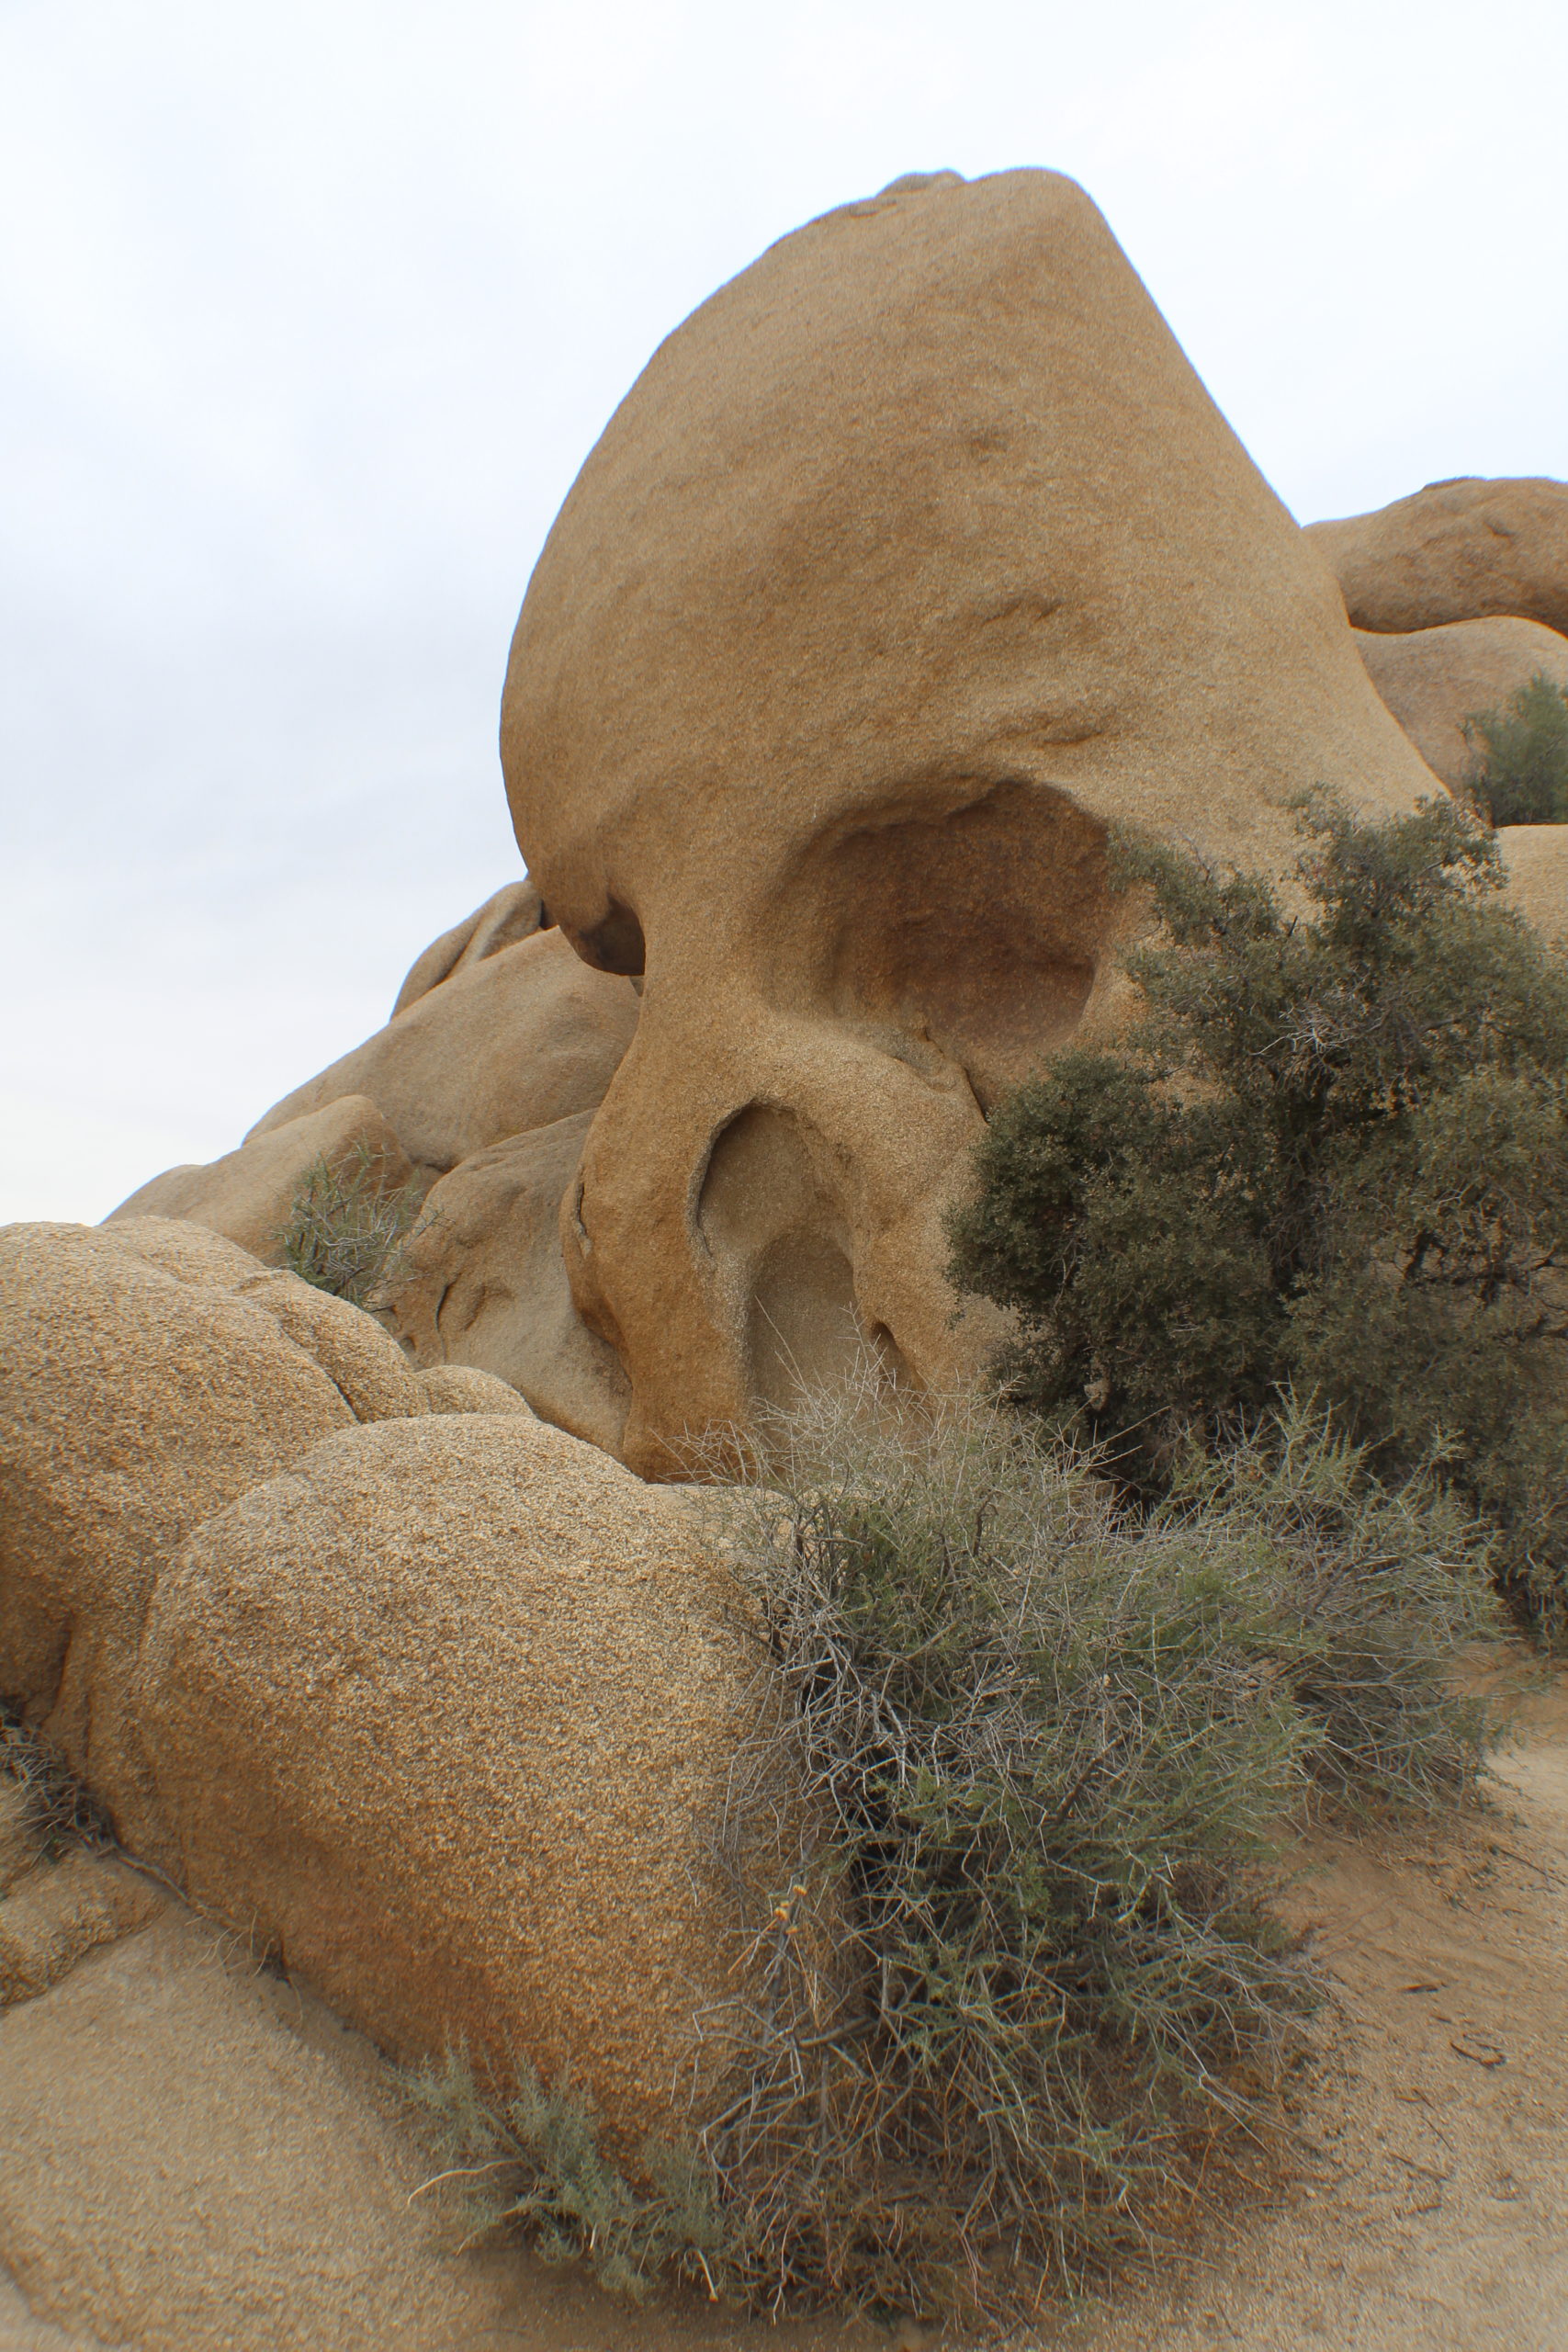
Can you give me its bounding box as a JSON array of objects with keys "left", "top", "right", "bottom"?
[
  {"left": 2, "top": 1673, "right": 1564, "bottom": 2352},
  {"left": 1043, "top": 1668, "right": 1568, "bottom": 2352}
]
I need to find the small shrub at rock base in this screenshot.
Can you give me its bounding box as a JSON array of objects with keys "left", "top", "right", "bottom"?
[
  {"left": 402, "top": 2050, "right": 729, "bottom": 2302},
  {"left": 0, "top": 1706, "right": 113, "bottom": 1856},
  {"left": 693, "top": 1386, "right": 1499, "bottom": 2323},
  {"left": 1463, "top": 672, "right": 1568, "bottom": 825},
  {"left": 947, "top": 793, "right": 1568, "bottom": 1639},
  {"left": 276, "top": 1145, "right": 423, "bottom": 1308}
]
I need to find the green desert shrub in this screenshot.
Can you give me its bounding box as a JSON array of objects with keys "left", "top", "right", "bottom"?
[
  {"left": 693, "top": 1385, "right": 1499, "bottom": 2322},
  {"left": 1463, "top": 671, "right": 1568, "bottom": 826},
  {"left": 947, "top": 793, "right": 1568, "bottom": 1639},
  {"left": 404, "top": 1385, "right": 1498, "bottom": 2327},
  {"left": 276, "top": 1145, "right": 423, "bottom": 1308}
]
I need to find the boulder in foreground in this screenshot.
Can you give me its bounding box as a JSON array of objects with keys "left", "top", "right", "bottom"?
[{"left": 0, "top": 1219, "right": 774, "bottom": 2148}]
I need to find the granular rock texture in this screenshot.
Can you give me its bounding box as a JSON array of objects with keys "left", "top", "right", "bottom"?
[
  {"left": 121, "top": 1413, "right": 763, "bottom": 2145},
  {"left": 1310, "top": 476, "right": 1568, "bottom": 640},
  {"left": 106, "top": 1094, "right": 412, "bottom": 1264},
  {"left": 0, "top": 1895, "right": 529, "bottom": 2352},
  {"left": 1355, "top": 616, "right": 1568, "bottom": 796},
  {"left": 384, "top": 1109, "right": 631, "bottom": 1454},
  {"left": 502, "top": 165, "right": 1439, "bottom": 1475},
  {"left": 248, "top": 922, "right": 639, "bottom": 1183},
  {"left": 0, "top": 1219, "right": 774, "bottom": 2148},
  {"left": 413, "top": 1362, "right": 538, "bottom": 1416},
  {"left": 0, "top": 1220, "right": 362, "bottom": 1786}
]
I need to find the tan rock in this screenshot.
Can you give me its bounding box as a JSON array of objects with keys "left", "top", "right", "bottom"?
[
  {"left": 501, "top": 167, "right": 1439, "bottom": 1475},
  {"left": 1497, "top": 824, "right": 1568, "bottom": 942},
  {"left": 0, "top": 1219, "right": 420, "bottom": 1784},
  {"left": 1353, "top": 617, "right": 1568, "bottom": 797},
  {"left": 0, "top": 1852, "right": 163, "bottom": 2008},
  {"left": 248, "top": 924, "right": 640, "bottom": 1181},
  {"left": 0, "top": 1902, "right": 530, "bottom": 2351},
  {"left": 0, "top": 1781, "right": 41, "bottom": 1898},
  {"left": 413, "top": 1362, "right": 536, "bottom": 1416},
  {"left": 389, "top": 876, "right": 546, "bottom": 1017},
  {"left": 118, "top": 1413, "right": 766, "bottom": 2147},
  {"left": 382, "top": 1111, "right": 630, "bottom": 1453},
  {"left": 105, "top": 1095, "right": 414, "bottom": 1266},
  {"left": 1309, "top": 476, "right": 1568, "bottom": 639}
]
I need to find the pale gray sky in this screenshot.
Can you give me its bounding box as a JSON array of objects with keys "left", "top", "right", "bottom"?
[{"left": 5, "top": 0, "right": 1567, "bottom": 1221}]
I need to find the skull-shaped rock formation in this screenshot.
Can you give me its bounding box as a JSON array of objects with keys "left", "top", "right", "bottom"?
[{"left": 501, "top": 167, "right": 1444, "bottom": 1476}]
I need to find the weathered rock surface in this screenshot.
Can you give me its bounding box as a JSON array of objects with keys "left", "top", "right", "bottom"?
[
  {"left": 0, "top": 1854, "right": 526, "bottom": 2351},
  {"left": 389, "top": 876, "right": 547, "bottom": 1018},
  {"left": 249, "top": 923, "right": 640, "bottom": 1182},
  {"left": 1355, "top": 616, "right": 1568, "bottom": 797},
  {"left": 118, "top": 1413, "right": 761, "bottom": 2145},
  {"left": 414, "top": 1362, "right": 538, "bottom": 1416},
  {"left": 1498, "top": 824, "right": 1568, "bottom": 940},
  {"left": 106, "top": 1093, "right": 413, "bottom": 1264},
  {"left": 501, "top": 165, "right": 1439, "bottom": 1475},
  {"left": 1, "top": 1219, "right": 773, "bottom": 2147},
  {"left": 384, "top": 1111, "right": 631, "bottom": 1455},
  {"left": 1310, "top": 476, "right": 1568, "bottom": 639},
  {"left": 0, "top": 1220, "right": 365, "bottom": 1787}
]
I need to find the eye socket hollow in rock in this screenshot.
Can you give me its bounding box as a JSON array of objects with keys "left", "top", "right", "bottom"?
[{"left": 792, "top": 779, "right": 1122, "bottom": 1111}]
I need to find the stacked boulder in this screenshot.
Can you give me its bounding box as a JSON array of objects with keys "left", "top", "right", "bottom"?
[
  {"left": 110, "top": 890, "right": 639, "bottom": 1455},
  {"left": 0, "top": 1215, "right": 767, "bottom": 2148}
]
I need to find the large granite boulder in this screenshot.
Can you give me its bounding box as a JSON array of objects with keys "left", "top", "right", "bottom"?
[
  {"left": 0, "top": 1217, "right": 409, "bottom": 1789},
  {"left": 117, "top": 1413, "right": 761, "bottom": 2145},
  {"left": 0, "top": 1220, "right": 773, "bottom": 2147}
]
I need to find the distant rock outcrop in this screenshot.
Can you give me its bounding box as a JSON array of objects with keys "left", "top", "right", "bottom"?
[
  {"left": 105, "top": 909, "right": 642, "bottom": 1438},
  {"left": 1354, "top": 616, "right": 1568, "bottom": 797},
  {"left": 389, "top": 877, "right": 547, "bottom": 1019},
  {"left": 380, "top": 1109, "right": 631, "bottom": 1457},
  {"left": 107, "top": 1092, "right": 412, "bottom": 1264},
  {"left": 248, "top": 922, "right": 638, "bottom": 1184},
  {"left": 1310, "top": 477, "right": 1568, "bottom": 639}
]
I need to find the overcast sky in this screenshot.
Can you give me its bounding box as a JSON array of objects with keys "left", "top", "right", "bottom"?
[{"left": 5, "top": 0, "right": 1567, "bottom": 1224}]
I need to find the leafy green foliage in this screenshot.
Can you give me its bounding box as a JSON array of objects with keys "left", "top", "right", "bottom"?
[
  {"left": 276, "top": 1145, "right": 423, "bottom": 1308},
  {"left": 697, "top": 1385, "right": 1499, "bottom": 2323},
  {"left": 1464, "top": 671, "right": 1568, "bottom": 825},
  {"left": 947, "top": 793, "right": 1568, "bottom": 1635}
]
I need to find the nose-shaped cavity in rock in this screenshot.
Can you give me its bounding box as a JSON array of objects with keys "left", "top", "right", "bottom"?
[
  {"left": 699, "top": 1104, "right": 862, "bottom": 1416},
  {"left": 503, "top": 165, "right": 1440, "bottom": 1474}
]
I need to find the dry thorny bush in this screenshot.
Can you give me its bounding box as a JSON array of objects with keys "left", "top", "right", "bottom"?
[
  {"left": 409, "top": 1373, "right": 1504, "bottom": 2331},
  {"left": 276, "top": 1144, "right": 424, "bottom": 1308}
]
